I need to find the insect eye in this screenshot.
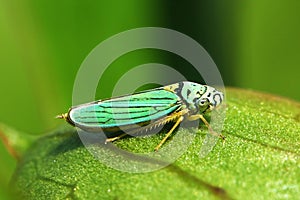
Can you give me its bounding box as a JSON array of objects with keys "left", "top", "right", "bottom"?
[{"left": 199, "top": 98, "right": 209, "bottom": 106}]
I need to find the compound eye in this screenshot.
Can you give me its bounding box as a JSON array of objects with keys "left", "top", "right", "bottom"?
[{"left": 199, "top": 98, "right": 209, "bottom": 106}]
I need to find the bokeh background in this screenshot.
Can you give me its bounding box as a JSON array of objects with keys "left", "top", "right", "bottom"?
[{"left": 0, "top": 1, "right": 299, "bottom": 199}]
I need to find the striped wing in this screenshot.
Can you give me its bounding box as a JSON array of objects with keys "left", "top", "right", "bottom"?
[{"left": 68, "top": 89, "right": 182, "bottom": 131}]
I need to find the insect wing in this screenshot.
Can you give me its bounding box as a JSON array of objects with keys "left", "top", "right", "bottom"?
[{"left": 69, "top": 89, "right": 181, "bottom": 131}]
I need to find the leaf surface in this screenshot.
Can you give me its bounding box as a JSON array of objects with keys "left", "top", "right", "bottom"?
[{"left": 10, "top": 88, "right": 300, "bottom": 200}]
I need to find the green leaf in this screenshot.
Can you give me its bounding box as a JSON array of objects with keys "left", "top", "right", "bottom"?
[{"left": 10, "top": 88, "right": 300, "bottom": 199}]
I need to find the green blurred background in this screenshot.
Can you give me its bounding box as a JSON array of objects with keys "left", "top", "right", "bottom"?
[{"left": 0, "top": 1, "right": 299, "bottom": 199}]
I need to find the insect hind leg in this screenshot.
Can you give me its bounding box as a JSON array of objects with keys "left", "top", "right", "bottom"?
[
  {"left": 154, "top": 116, "right": 184, "bottom": 151},
  {"left": 105, "top": 133, "right": 127, "bottom": 143}
]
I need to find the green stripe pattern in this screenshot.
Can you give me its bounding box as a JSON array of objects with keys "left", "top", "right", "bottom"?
[{"left": 69, "top": 89, "right": 181, "bottom": 129}]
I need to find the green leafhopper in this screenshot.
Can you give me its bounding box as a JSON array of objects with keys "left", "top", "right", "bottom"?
[{"left": 58, "top": 81, "right": 224, "bottom": 151}]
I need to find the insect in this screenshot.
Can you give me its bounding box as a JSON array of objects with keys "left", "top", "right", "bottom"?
[{"left": 57, "top": 81, "right": 224, "bottom": 151}]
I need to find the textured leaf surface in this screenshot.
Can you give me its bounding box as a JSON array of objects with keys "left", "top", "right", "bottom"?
[{"left": 11, "top": 88, "right": 300, "bottom": 199}]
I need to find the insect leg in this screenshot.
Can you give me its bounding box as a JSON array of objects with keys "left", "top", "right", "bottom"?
[
  {"left": 188, "top": 114, "right": 225, "bottom": 140},
  {"left": 105, "top": 133, "right": 128, "bottom": 143},
  {"left": 106, "top": 109, "right": 188, "bottom": 147},
  {"left": 154, "top": 116, "right": 184, "bottom": 152},
  {"left": 106, "top": 126, "right": 156, "bottom": 144}
]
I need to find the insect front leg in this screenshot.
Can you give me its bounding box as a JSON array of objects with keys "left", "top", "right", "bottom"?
[{"left": 187, "top": 114, "right": 225, "bottom": 140}]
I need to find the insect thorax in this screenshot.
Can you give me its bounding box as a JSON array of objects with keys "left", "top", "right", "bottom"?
[{"left": 164, "top": 82, "right": 207, "bottom": 114}]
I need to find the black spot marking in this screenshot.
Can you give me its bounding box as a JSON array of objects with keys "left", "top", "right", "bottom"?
[{"left": 187, "top": 89, "right": 191, "bottom": 98}]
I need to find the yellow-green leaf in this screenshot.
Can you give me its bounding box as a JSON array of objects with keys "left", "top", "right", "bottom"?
[{"left": 10, "top": 88, "right": 300, "bottom": 199}]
